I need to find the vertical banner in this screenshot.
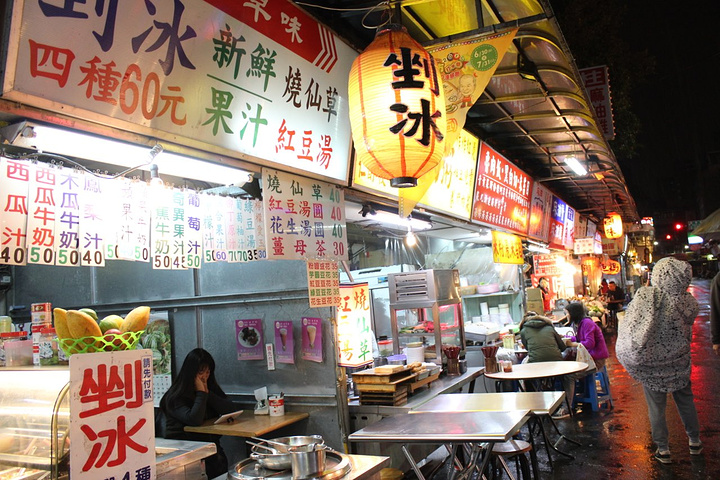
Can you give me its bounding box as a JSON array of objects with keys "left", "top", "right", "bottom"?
[
  {"left": 564, "top": 206, "right": 576, "bottom": 250},
  {"left": 307, "top": 260, "right": 341, "bottom": 308},
  {"left": 69, "top": 350, "right": 155, "bottom": 480},
  {"left": 301, "top": 317, "right": 322, "bottom": 363},
  {"left": 274, "top": 320, "right": 294, "bottom": 365},
  {"left": 26, "top": 162, "right": 57, "bottom": 265},
  {"left": 184, "top": 191, "right": 203, "bottom": 269},
  {"left": 201, "top": 193, "right": 217, "bottom": 264},
  {"left": 105, "top": 178, "right": 134, "bottom": 261},
  {"left": 55, "top": 167, "right": 82, "bottom": 267},
  {"left": 471, "top": 142, "right": 532, "bottom": 235},
  {"left": 337, "top": 283, "right": 373, "bottom": 368},
  {"left": 549, "top": 196, "right": 567, "bottom": 248},
  {"left": 527, "top": 182, "right": 552, "bottom": 243},
  {"left": 263, "top": 168, "right": 347, "bottom": 261},
  {"left": 236, "top": 319, "right": 264, "bottom": 360},
  {"left": 579, "top": 66, "right": 615, "bottom": 140},
  {"left": 399, "top": 28, "right": 518, "bottom": 215},
  {"left": 79, "top": 174, "right": 106, "bottom": 267},
  {"left": 0, "top": 157, "right": 30, "bottom": 265},
  {"left": 491, "top": 231, "right": 524, "bottom": 264},
  {"left": 131, "top": 182, "right": 151, "bottom": 263},
  {"left": 169, "top": 189, "right": 187, "bottom": 270}
]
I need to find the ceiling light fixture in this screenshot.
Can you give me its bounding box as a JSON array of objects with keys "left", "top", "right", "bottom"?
[
  {"left": 149, "top": 163, "right": 164, "bottom": 187},
  {"left": 405, "top": 225, "right": 418, "bottom": 247},
  {"left": 1, "top": 122, "right": 251, "bottom": 185},
  {"left": 370, "top": 210, "right": 432, "bottom": 231},
  {"left": 564, "top": 154, "right": 587, "bottom": 176}
]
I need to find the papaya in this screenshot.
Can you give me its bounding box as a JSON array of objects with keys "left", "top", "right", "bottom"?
[
  {"left": 121, "top": 306, "right": 150, "bottom": 333},
  {"left": 53, "top": 308, "right": 71, "bottom": 340},
  {"left": 66, "top": 310, "right": 103, "bottom": 339}
]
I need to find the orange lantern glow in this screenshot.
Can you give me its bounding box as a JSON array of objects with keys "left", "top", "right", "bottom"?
[
  {"left": 348, "top": 25, "right": 446, "bottom": 188},
  {"left": 601, "top": 259, "right": 621, "bottom": 275},
  {"left": 603, "top": 212, "right": 623, "bottom": 239}
]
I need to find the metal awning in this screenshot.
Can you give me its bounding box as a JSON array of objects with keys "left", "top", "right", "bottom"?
[{"left": 298, "top": 0, "right": 639, "bottom": 225}]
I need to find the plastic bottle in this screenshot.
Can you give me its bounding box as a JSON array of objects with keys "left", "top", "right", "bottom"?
[
  {"left": 39, "top": 327, "right": 59, "bottom": 366},
  {"left": 0, "top": 316, "right": 11, "bottom": 334}
]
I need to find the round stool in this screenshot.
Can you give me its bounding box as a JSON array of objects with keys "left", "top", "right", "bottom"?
[{"left": 490, "top": 439, "right": 537, "bottom": 479}]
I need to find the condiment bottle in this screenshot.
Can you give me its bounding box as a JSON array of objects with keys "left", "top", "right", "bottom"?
[{"left": 39, "top": 327, "right": 59, "bottom": 366}]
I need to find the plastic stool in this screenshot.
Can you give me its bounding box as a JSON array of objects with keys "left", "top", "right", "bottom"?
[
  {"left": 573, "top": 365, "right": 613, "bottom": 412},
  {"left": 490, "top": 439, "right": 538, "bottom": 479}
]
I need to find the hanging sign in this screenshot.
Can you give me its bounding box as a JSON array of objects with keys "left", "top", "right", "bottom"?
[
  {"left": 184, "top": 191, "right": 203, "bottom": 268},
  {"left": 471, "top": 142, "right": 532, "bottom": 235},
  {"left": 601, "top": 259, "right": 622, "bottom": 275},
  {"left": 226, "top": 198, "right": 267, "bottom": 263},
  {"left": 301, "top": 317, "right": 323, "bottom": 363},
  {"left": 579, "top": 66, "right": 615, "bottom": 140},
  {"left": 4, "top": 0, "right": 355, "bottom": 183},
  {"left": 337, "top": 283, "right": 373, "bottom": 368},
  {"left": 26, "top": 162, "right": 57, "bottom": 265},
  {"left": 79, "top": 174, "right": 107, "bottom": 267},
  {"left": 601, "top": 235, "right": 625, "bottom": 256},
  {"left": 491, "top": 231, "right": 524, "bottom": 264},
  {"left": 548, "top": 196, "right": 567, "bottom": 248},
  {"left": 603, "top": 212, "right": 623, "bottom": 239},
  {"left": 54, "top": 167, "right": 82, "bottom": 267},
  {"left": 0, "top": 157, "right": 30, "bottom": 266},
  {"left": 69, "top": 349, "right": 155, "bottom": 480},
  {"left": 149, "top": 186, "right": 177, "bottom": 270},
  {"left": 236, "top": 319, "right": 264, "bottom": 360},
  {"left": 563, "top": 206, "right": 576, "bottom": 250},
  {"left": 307, "top": 260, "right": 341, "bottom": 308},
  {"left": 574, "top": 237, "right": 595, "bottom": 255},
  {"left": 532, "top": 254, "right": 564, "bottom": 277},
  {"left": 262, "top": 168, "right": 347, "bottom": 261},
  {"left": 527, "top": 182, "right": 552, "bottom": 242},
  {"left": 274, "top": 320, "right": 294, "bottom": 365}
]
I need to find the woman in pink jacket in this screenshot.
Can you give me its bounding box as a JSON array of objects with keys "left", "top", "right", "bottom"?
[{"left": 564, "top": 301, "right": 609, "bottom": 369}]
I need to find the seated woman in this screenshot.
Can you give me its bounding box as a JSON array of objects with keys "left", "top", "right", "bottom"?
[
  {"left": 519, "top": 312, "right": 574, "bottom": 417},
  {"left": 564, "top": 302, "right": 609, "bottom": 369},
  {"left": 160, "top": 348, "right": 242, "bottom": 479}
]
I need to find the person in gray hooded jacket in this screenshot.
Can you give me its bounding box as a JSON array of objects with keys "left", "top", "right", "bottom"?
[{"left": 616, "top": 257, "right": 702, "bottom": 464}]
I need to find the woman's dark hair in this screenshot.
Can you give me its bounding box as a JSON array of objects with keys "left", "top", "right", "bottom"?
[
  {"left": 160, "top": 348, "right": 226, "bottom": 412},
  {"left": 566, "top": 301, "right": 586, "bottom": 324}
]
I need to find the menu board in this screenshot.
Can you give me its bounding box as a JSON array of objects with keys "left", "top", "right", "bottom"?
[
  {"left": 491, "top": 231, "right": 524, "bottom": 264},
  {"left": 262, "top": 168, "right": 347, "bottom": 261},
  {"left": 548, "top": 196, "right": 567, "bottom": 248},
  {"left": 4, "top": 0, "right": 355, "bottom": 184},
  {"left": 307, "top": 260, "right": 341, "bottom": 308},
  {"left": 471, "top": 142, "right": 531, "bottom": 235}
]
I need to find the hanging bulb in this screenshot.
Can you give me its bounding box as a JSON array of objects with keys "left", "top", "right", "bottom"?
[
  {"left": 405, "top": 224, "right": 417, "bottom": 247},
  {"left": 149, "top": 163, "right": 164, "bottom": 187}
]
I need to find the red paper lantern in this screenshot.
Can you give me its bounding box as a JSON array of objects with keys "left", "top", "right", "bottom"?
[
  {"left": 603, "top": 212, "right": 623, "bottom": 239},
  {"left": 348, "top": 25, "right": 446, "bottom": 188}
]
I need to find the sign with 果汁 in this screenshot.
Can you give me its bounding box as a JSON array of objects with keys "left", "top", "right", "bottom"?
[
  {"left": 491, "top": 231, "right": 524, "bottom": 264},
  {"left": 472, "top": 142, "right": 532, "bottom": 235},
  {"left": 69, "top": 349, "right": 155, "bottom": 480},
  {"left": 262, "top": 168, "right": 347, "bottom": 261},
  {"left": 3, "top": 0, "right": 355, "bottom": 184},
  {"left": 337, "top": 283, "right": 374, "bottom": 368}
]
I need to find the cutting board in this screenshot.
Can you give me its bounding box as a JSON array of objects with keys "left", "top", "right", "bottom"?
[{"left": 352, "top": 366, "right": 413, "bottom": 384}]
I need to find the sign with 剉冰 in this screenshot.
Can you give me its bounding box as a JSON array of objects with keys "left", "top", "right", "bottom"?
[
  {"left": 337, "top": 283, "right": 374, "bottom": 368},
  {"left": 3, "top": 0, "right": 355, "bottom": 184},
  {"left": 491, "top": 231, "right": 524, "bottom": 264},
  {"left": 69, "top": 349, "right": 155, "bottom": 480},
  {"left": 262, "top": 168, "right": 348, "bottom": 261}
]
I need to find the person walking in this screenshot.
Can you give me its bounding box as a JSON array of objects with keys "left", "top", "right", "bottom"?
[
  {"left": 710, "top": 271, "right": 720, "bottom": 356},
  {"left": 616, "top": 257, "right": 703, "bottom": 464}
]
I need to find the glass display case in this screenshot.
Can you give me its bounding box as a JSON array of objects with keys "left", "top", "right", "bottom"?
[
  {"left": 388, "top": 270, "right": 466, "bottom": 362},
  {"left": 0, "top": 368, "right": 71, "bottom": 480}
]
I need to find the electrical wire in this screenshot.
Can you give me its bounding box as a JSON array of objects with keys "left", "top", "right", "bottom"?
[{"left": 295, "top": 1, "right": 393, "bottom": 29}]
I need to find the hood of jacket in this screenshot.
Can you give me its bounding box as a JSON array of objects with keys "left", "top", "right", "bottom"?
[{"left": 520, "top": 314, "right": 554, "bottom": 330}]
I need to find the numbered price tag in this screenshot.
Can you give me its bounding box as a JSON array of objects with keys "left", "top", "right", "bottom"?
[
  {"left": 0, "top": 246, "right": 27, "bottom": 266},
  {"left": 227, "top": 249, "right": 267, "bottom": 263},
  {"left": 81, "top": 249, "right": 105, "bottom": 267},
  {"left": 56, "top": 248, "right": 80, "bottom": 267},
  {"left": 186, "top": 253, "right": 201, "bottom": 269},
  {"left": 28, "top": 246, "right": 56, "bottom": 265}
]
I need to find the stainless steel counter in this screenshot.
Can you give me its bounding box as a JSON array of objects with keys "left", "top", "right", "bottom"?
[
  {"left": 348, "top": 367, "right": 484, "bottom": 416},
  {"left": 156, "top": 438, "right": 217, "bottom": 479}
]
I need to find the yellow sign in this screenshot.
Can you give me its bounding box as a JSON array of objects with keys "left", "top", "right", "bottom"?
[
  {"left": 491, "top": 231, "right": 524, "bottom": 264},
  {"left": 336, "top": 283, "right": 374, "bottom": 368},
  {"left": 601, "top": 259, "right": 621, "bottom": 275},
  {"left": 353, "top": 129, "right": 479, "bottom": 220}
]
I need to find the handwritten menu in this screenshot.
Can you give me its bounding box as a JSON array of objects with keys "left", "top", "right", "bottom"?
[
  {"left": 301, "top": 317, "right": 322, "bottom": 363},
  {"left": 55, "top": 168, "right": 82, "bottom": 267},
  {"left": 274, "top": 320, "right": 294, "bottom": 365},
  {"left": 307, "top": 260, "right": 341, "bottom": 308},
  {"left": 236, "top": 319, "right": 264, "bottom": 361},
  {"left": 5, "top": 0, "right": 356, "bottom": 183},
  {"left": 26, "top": 162, "right": 57, "bottom": 265},
  {"left": 262, "top": 168, "right": 348, "bottom": 261},
  {"left": 336, "top": 284, "right": 373, "bottom": 368},
  {"left": 78, "top": 174, "right": 107, "bottom": 267},
  {"left": 69, "top": 350, "right": 155, "bottom": 480},
  {"left": 472, "top": 142, "right": 532, "bottom": 235}
]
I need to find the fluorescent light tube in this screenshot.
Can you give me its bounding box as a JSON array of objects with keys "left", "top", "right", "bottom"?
[
  {"left": 372, "top": 210, "right": 432, "bottom": 230},
  {"left": 10, "top": 123, "right": 251, "bottom": 185},
  {"left": 564, "top": 155, "right": 587, "bottom": 176}
]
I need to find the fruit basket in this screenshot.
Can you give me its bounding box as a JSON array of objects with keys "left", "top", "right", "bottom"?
[{"left": 59, "top": 330, "right": 144, "bottom": 356}]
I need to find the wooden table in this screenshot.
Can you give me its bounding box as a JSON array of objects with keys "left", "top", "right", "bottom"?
[
  {"left": 349, "top": 410, "right": 530, "bottom": 480},
  {"left": 184, "top": 410, "right": 309, "bottom": 437}
]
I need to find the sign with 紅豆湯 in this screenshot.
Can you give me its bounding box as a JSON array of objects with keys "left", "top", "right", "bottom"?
[{"left": 3, "top": 0, "right": 355, "bottom": 184}]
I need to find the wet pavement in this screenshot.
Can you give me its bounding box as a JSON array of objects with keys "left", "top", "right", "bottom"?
[{"left": 537, "top": 278, "right": 720, "bottom": 479}]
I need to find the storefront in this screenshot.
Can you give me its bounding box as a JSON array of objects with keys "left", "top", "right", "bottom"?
[{"left": 0, "top": 0, "right": 641, "bottom": 478}]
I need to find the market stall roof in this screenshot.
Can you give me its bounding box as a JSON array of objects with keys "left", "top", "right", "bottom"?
[{"left": 296, "top": 0, "right": 639, "bottom": 225}]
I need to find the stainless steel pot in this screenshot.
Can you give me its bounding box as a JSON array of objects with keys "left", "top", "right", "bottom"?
[{"left": 249, "top": 435, "right": 325, "bottom": 470}]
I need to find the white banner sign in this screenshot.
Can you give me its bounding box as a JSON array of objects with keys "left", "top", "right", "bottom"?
[{"left": 4, "top": 0, "right": 355, "bottom": 183}]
